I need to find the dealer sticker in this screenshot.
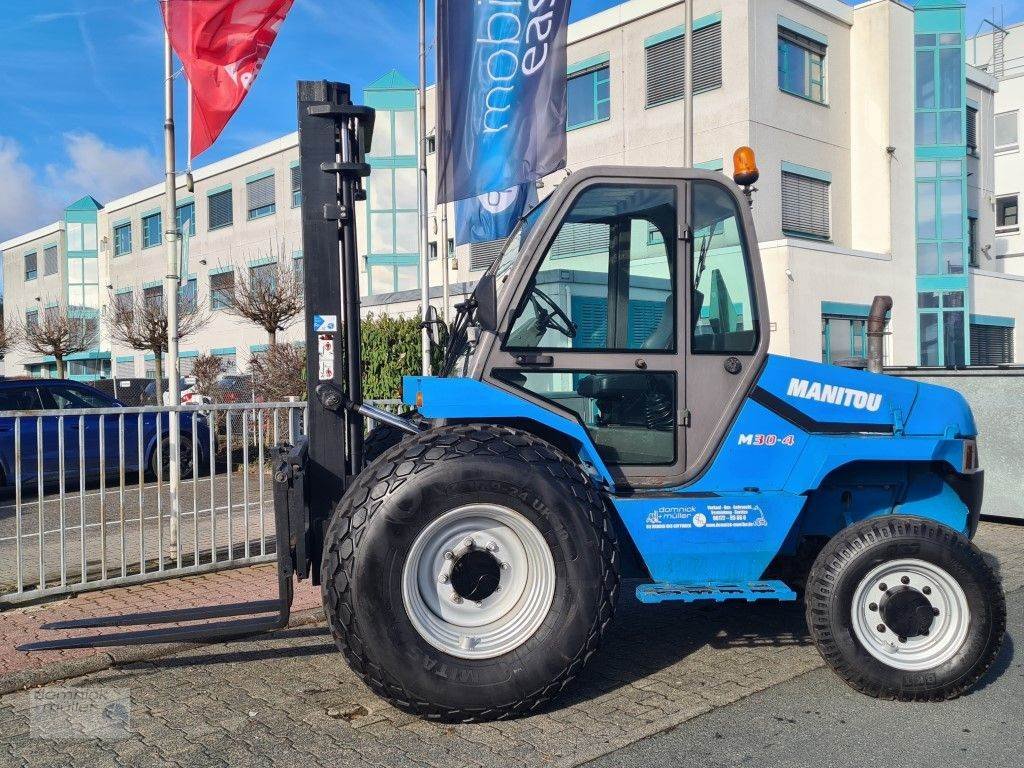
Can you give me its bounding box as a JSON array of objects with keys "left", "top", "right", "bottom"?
[{"left": 313, "top": 314, "right": 338, "bottom": 333}]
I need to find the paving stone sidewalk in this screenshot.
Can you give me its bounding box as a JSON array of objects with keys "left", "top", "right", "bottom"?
[
  {"left": 0, "top": 564, "right": 322, "bottom": 694},
  {"left": 1, "top": 522, "right": 1021, "bottom": 768}
]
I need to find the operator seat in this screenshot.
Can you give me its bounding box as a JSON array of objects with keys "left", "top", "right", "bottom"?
[{"left": 642, "top": 295, "right": 674, "bottom": 350}]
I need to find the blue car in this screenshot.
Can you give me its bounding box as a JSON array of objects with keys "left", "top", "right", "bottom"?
[{"left": 0, "top": 378, "right": 210, "bottom": 488}]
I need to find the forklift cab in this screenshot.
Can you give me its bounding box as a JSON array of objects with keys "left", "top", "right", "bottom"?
[{"left": 463, "top": 167, "right": 769, "bottom": 489}]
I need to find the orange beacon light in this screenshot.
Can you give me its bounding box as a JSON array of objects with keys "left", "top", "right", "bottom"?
[{"left": 732, "top": 146, "right": 760, "bottom": 188}]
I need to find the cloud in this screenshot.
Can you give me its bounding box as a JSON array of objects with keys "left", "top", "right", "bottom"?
[
  {"left": 46, "top": 133, "right": 160, "bottom": 206},
  {"left": 0, "top": 133, "right": 160, "bottom": 242},
  {"left": 0, "top": 137, "right": 59, "bottom": 242}
]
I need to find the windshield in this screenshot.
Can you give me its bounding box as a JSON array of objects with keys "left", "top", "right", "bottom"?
[{"left": 488, "top": 197, "right": 550, "bottom": 298}]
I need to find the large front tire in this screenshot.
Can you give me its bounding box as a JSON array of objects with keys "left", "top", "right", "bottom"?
[
  {"left": 806, "top": 516, "right": 1005, "bottom": 701},
  {"left": 321, "top": 425, "right": 619, "bottom": 722}
]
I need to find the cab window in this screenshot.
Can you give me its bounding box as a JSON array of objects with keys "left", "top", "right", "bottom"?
[
  {"left": 506, "top": 185, "right": 677, "bottom": 352},
  {"left": 691, "top": 181, "right": 758, "bottom": 353},
  {"left": 0, "top": 386, "right": 44, "bottom": 411},
  {"left": 41, "top": 385, "right": 113, "bottom": 410}
]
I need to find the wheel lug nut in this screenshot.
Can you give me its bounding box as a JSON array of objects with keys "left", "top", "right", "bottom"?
[
  {"left": 463, "top": 537, "right": 474, "bottom": 549},
  {"left": 933, "top": 607, "right": 940, "bottom": 616},
  {"left": 486, "top": 541, "right": 499, "bottom": 552},
  {"left": 451, "top": 594, "right": 463, "bottom": 604},
  {"left": 898, "top": 636, "right": 907, "bottom": 643},
  {"left": 879, "top": 583, "right": 887, "bottom": 592},
  {"left": 475, "top": 601, "right": 483, "bottom": 608},
  {"left": 869, "top": 603, "right": 878, "bottom": 612},
  {"left": 877, "top": 624, "right": 886, "bottom": 633},
  {"left": 500, "top": 562, "right": 510, "bottom": 570},
  {"left": 901, "top": 576, "right": 910, "bottom": 585},
  {"left": 922, "top": 586, "right": 932, "bottom": 595},
  {"left": 439, "top": 575, "right": 449, "bottom": 584},
  {"left": 444, "top": 551, "right": 454, "bottom": 561}
]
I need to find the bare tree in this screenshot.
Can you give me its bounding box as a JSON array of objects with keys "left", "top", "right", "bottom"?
[
  {"left": 21, "top": 301, "right": 96, "bottom": 379},
  {"left": 249, "top": 344, "right": 306, "bottom": 402},
  {"left": 222, "top": 245, "right": 303, "bottom": 346},
  {"left": 106, "top": 288, "right": 209, "bottom": 395},
  {"left": 191, "top": 353, "right": 225, "bottom": 401},
  {"left": 0, "top": 301, "right": 21, "bottom": 362}
]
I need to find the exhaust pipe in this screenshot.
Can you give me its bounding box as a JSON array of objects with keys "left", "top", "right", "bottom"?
[{"left": 867, "top": 295, "right": 892, "bottom": 374}]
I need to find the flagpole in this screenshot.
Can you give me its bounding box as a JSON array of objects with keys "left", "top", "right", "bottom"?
[
  {"left": 163, "top": 25, "right": 182, "bottom": 556},
  {"left": 418, "top": 0, "right": 432, "bottom": 375},
  {"left": 440, "top": 202, "right": 450, "bottom": 323},
  {"left": 683, "top": 0, "right": 694, "bottom": 167}
]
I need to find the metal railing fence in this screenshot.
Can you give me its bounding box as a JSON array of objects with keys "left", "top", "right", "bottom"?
[{"left": 0, "top": 401, "right": 307, "bottom": 605}]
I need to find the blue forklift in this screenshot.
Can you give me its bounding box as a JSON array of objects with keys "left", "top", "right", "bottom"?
[{"left": 30, "top": 82, "right": 1005, "bottom": 722}]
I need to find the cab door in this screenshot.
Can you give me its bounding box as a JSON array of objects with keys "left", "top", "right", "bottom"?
[{"left": 480, "top": 175, "right": 690, "bottom": 489}]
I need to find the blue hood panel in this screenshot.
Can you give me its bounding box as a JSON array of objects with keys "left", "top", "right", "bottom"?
[
  {"left": 756, "top": 356, "right": 977, "bottom": 438},
  {"left": 756, "top": 356, "right": 918, "bottom": 432}
]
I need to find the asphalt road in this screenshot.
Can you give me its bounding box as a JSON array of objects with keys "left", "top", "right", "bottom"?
[{"left": 587, "top": 588, "right": 1024, "bottom": 768}]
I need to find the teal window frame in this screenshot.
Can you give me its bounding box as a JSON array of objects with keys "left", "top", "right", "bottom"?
[
  {"left": 915, "top": 159, "right": 966, "bottom": 276},
  {"left": 366, "top": 254, "right": 420, "bottom": 295},
  {"left": 210, "top": 269, "right": 234, "bottom": 310},
  {"left": 176, "top": 201, "right": 196, "bottom": 237},
  {"left": 917, "top": 290, "right": 966, "bottom": 367},
  {"left": 290, "top": 163, "right": 302, "bottom": 208},
  {"left": 24, "top": 251, "right": 37, "bottom": 281},
  {"left": 246, "top": 172, "right": 277, "bottom": 220},
  {"left": 113, "top": 222, "right": 132, "bottom": 256},
  {"left": 366, "top": 166, "right": 419, "bottom": 259},
  {"left": 914, "top": 33, "right": 964, "bottom": 148},
  {"left": 207, "top": 187, "right": 234, "bottom": 231},
  {"left": 567, "top": 64, "right": 611, "bottom": 131},
  {"left": 821, "top": 315, "right": 868, "bottom": 365},
  {"left": 141, "top": 212, "right": 162, "bottom": 249},
  {"left": 778, "top": 28, "right": 826, "bottom": 105}
]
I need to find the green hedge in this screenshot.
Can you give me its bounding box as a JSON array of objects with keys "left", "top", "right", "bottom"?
[{"left": 360, "top": 313, "right": 424, "bottom": 400}]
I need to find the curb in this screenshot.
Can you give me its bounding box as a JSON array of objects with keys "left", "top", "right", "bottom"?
[{"left": 0, "top": 606, "right": 326, "bottom": 697}]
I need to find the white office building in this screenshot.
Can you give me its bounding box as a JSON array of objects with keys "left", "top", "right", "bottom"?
[{"left": 2, "top": 0, "right": 1021, "bottom": 382}]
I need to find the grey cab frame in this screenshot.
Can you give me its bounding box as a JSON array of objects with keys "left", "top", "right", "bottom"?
[{"left": 470, "top": 166, "right": 771, "bottom": 490}]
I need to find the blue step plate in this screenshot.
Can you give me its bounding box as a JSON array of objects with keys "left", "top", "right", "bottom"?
[{"left": 636, "top": 580, "right": 797, "bottom": 605}]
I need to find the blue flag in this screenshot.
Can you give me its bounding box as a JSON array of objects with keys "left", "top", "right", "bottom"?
[
  {"left": 436, "top": 0, "right": 570, "bottom": 204},
  {"left": 455, "top": 183, "right": 538, "bottom": 245}
]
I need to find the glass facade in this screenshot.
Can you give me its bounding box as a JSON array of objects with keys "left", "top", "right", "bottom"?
[
  {"left": 567, "top": 65, "right": 611, "bottom": 130},
  {"left": 914, "top": 2, "right": 969, "bottom": 367}
]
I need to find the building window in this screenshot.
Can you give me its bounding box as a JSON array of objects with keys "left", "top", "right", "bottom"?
[
  {"left": 142, "top": 213, "right": 162, "bottom": 249},
  {"left": 822, "top": 315, "right": 868, "bottom": 365},
  {"left": 290, "top": 165, "right": 301, "bottom": 208},
  {"left": 43, "top": 245, "right": 59, "bottom": 276},
  {"left": 26, "top": 309, "right": 38, "bottom": 328},
  {"left": 918, "top": 290, "right": 966, "bottom": 367},
  {"left": 250, "top": 261, "right": 277, "bottom": 289},
  {"left": 915, "top": 33, "right": 964, "bottom": 147},
  {"left": 428, "top": 242, "right": 438, "bottom": 261},
  {"left": 915, "top": 160, "right": 965, "bottom": 275},
  {"left": 116, "top": 357, "right": 135, "bottom": 378},
  {"left": 66, "top": 222, "right": 97, "bottom": 252},
  {"left": 208, "top": 188, "right": 233, "bottom": 230},
  {"left": 114, "top": 223, "right": 132, "bottom": 256},
  {"left": 971, "top": 323, "right": 1014, "bottom": 365},
  {"left": 368, "top": 166, "right": 419, "bottom": 255},
  {"left": 994, "top": 110, "right": 1018, "bottom": 152},
  {"left": 968, "top": 215, "right": 979, "bottom": 267},
  {"left": 292, "top": 252, "right": 304, "bottom": 296},
  {"left": 778, "top": 26, "right": 826, "bottom": 104},
  {"left": 115, "top": 290, "right": 133, "bottom": 312},
  {"left": 567, "top": 64, "right": 610, "bottom": 130},
  {"left": 781, "top": 170, "right": 831, "bottom": 240},
  {"left": 368, "top": 110, "right": 417, "bottom": 158},
  {"left": 469, "top": 239, "right": 505, "bottom": 272},
  {"left": 179, "top": 278, "right": 198, "bottom": 311},
  {"left": 996, "top": 194, "right": 1018, "bottom": 232},
  {"left": 645, "top": 22, "right": 723, "bottom": 109},
  {"left": 176, "top": 202, "right": 196, "bottom": 237},
  {"left": 143, "top": 285, "right": 163, "bottom": 307},
  {"left": 210, "top": 270, "right": 234, "bottom": 310},
  {"left": 24, "top": 252, "right": 37, "bottom": 281},
  {"left": 966, "top": 106, "right": 978, "bottom": 154},
  {"left": 247, "top": 174, "right": 276, "bottom": 220},
  {"left": 425, "top": 135, "right": 436, "bottom": 154}
]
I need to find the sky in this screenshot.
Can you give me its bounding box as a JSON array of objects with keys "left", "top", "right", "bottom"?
[{"left": 0, "top": 0, "right": 1021, "bottom": 245}]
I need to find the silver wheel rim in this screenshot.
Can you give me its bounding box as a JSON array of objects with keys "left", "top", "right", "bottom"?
[
  {"left": 402, "top": 504, "right": 556, "bottom": 660},
  {"left": 851, "top": 558, "right": 970, "bottom": 672}
]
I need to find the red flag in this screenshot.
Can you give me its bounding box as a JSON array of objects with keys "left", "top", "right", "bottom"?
[{"left": 160, "top": 0, "right": 295, "bottom": 159}]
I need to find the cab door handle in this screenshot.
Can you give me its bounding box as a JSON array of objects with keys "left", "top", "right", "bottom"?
[{"left": 514, "top": 353, "right": 554, "bottom": 367}]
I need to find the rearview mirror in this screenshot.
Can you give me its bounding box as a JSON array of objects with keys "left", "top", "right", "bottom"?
[{"left": 474, "top": 273, "right": 498, "bottom": 333}]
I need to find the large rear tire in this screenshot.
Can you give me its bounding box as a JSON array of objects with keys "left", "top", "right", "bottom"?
[
  {"left": 362, "top": 410, "right": 426, "bottom": 464},
  {"left": 806, "top": 515, "right": 1005, "bottom": 701},
  {"left": 321, "top": 424, "right": 619, "bottom": 722}
]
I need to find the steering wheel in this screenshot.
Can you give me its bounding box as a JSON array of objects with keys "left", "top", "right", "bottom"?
[{"left": 528, "top": 287, "right": 577, "bottom": 339}]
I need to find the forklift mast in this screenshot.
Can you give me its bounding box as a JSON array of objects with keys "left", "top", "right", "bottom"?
[{"left": 289, "top": 81, "right": 375, "bottom": 582}]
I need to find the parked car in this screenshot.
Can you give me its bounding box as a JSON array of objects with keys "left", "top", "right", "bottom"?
[
  {"left": 183, "top": 374, "right": 255, "bottom": 405},
  {"left": 0, "top": 379, "right": 211, "bottom": 487},
  {"left": 142, "top": 377, "right": 198, "bottom": 406}
]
